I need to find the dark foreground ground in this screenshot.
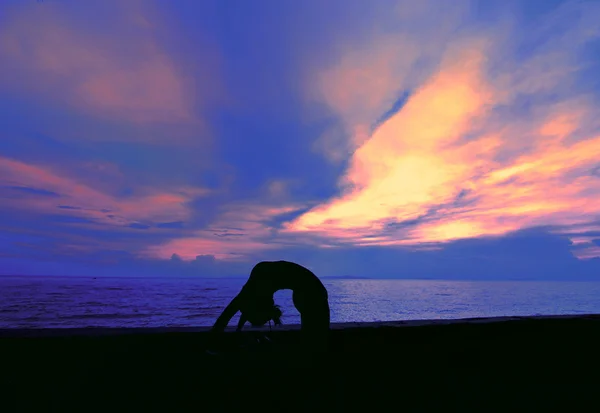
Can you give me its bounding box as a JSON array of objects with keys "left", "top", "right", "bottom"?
[{"left": 2, "top": 315, "right": 600, "bottom": 412}]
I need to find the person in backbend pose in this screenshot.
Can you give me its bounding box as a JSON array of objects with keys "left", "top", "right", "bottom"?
[{"left": 210, "top": 260, "right": 331, "bottom": 352}]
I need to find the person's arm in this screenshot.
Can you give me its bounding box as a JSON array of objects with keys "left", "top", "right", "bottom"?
[
  {"left": 236, "top": 314, "right": 247, "bottom": 332},
  {"left": 211, "top": 294, "right": 242, "bottom": 332}
]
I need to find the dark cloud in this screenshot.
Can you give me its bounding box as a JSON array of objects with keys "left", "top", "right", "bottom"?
[
  {"left": 156, "top": 221, "right": 185, "bottom": 229},
  {"left": 4, "top": 186, "right": 60, "bottom": 197},
  {"left": 47, "top": 215, "right": 96, "bottom": 224}
]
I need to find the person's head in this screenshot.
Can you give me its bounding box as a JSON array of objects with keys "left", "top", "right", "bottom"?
[{"left": 241, "top": 296, "right": 283, "bottom": 327}]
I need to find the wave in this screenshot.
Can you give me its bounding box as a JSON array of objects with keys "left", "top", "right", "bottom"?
[{"left": 59, "top": 313, "right": 168, "bottom": 320}]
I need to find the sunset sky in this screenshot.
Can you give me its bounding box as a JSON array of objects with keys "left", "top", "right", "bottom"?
[{"left": 1, "top": 0, "right": 600, "bottom": 279}]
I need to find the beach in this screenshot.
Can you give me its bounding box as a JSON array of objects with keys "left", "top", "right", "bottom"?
[{"left": 2, "top": 314, "right": 599, "bottom": 411}]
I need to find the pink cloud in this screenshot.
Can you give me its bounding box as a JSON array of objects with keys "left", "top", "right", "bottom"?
[
  {"left": 0, "top": 157, "right": 209, "bottom": 228},
  {"left": 142, "top": 203, "right": 307, "bottom": 261},
  {"left": 571, "top": 244, "right": 600, "bottom": 260},
  {"left": 0, "top": 2, "right": 218, "bottom": 129},
  {"left": 306, "top": 1, "right": 475, "bottom": 163}
]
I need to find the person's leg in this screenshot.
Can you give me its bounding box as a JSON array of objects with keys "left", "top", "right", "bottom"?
[{"left": 296, "top": 295, "right": 330, "bottom": 355}]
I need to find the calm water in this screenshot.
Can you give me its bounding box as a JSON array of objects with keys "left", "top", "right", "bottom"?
[{"left": 1, "top": 276, "right": 600, "bottom": 328}]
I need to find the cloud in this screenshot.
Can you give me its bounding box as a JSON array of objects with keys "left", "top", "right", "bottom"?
[
  {"left": 306, "top": 0, "right": 476, "bottom": 162},
  {"left": 286, "top": 0, "right": 600, "bottom": 258},
  {"left": 3, "top": 226, "right": 599, "bottom": 279},
  {"left": 0, "top": 1, "right": 218, "bottom": 130},
  {"left": 142, "top": 202, "right": 309, "bottom": 261},
  {"left": 267, "top": 180, "right": 289, "bottom": 199},
  {"left": 0, "top": 156, "right": 209, "bottom": 229},
  {"left": 2, "top": 0, "right": 600, "bottom": 278},
  {"left": 287, "top": 42, "right": 496, "bottom": 235}
]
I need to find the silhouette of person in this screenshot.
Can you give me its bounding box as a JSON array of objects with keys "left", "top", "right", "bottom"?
[{"left": 211, "top": 260, "right": 330, "bottom": 353}]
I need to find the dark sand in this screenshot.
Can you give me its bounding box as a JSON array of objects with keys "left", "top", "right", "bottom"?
[{"left": 2, "top": 314, "right": 600, "bottom": 411}]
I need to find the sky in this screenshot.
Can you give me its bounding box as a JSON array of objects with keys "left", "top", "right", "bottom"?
[{"left": 1, "top": 0, "right": 600, "bottom": 280}]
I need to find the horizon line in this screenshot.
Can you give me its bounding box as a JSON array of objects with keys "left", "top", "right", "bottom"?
[{"left": 1, "top": 273, "right": 599, "bottom": 282}]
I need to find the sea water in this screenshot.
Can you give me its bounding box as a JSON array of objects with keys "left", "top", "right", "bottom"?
[{"left": 1, "top": 275, "right": 600, "bottom": 328}]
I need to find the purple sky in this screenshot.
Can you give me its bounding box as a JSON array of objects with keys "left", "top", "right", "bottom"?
[{"left": 1, "top": 0, "right": 600, "bottom": 279}]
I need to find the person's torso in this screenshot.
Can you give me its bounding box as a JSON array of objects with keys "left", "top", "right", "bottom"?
[{"left": 244, "top": 260, "right": 326, "bottom": 297}]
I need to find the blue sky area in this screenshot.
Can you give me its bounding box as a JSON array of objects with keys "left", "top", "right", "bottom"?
[{"left": 1, "top": 0, "right": 600, "bottom": 279}]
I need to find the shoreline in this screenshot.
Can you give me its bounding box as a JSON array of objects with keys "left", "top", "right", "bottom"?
[{"left": 1, "top": 313, "right": 599, "bottom": 337}]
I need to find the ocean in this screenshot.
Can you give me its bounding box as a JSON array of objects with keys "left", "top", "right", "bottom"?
[{"left": 1, "top": 275, "right": 600, "bottom": 328}]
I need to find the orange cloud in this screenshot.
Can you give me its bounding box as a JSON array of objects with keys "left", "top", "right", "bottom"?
[
  {"left": 0, "top": 157, "right": 208, "bottom": 228},
  {"left": 288, "top": 12, "right": 600, "bottom": 259},
  {"left": 287, "top": 44, "right": 495, "bottom": 233},
  {"left": 307, "top": 1, "right": 475, "bottom": 162},
  {"left": 0, "top": 2, "right": 210, "bottom": 128}
]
